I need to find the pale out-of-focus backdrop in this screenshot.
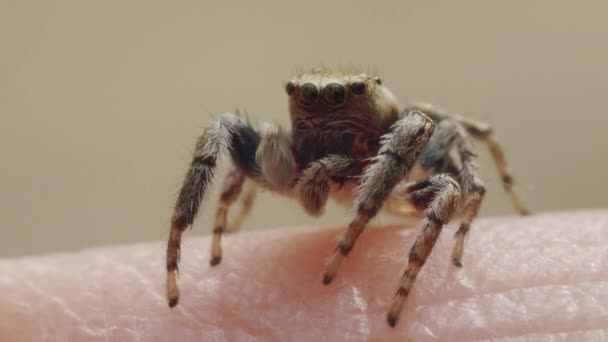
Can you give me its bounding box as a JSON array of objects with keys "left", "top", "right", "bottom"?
[{"left": 1, "top": 1, "right": 607, "bottom": 257}]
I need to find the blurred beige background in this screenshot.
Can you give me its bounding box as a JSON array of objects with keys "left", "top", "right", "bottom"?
[{"left": 1, "top": 1, "right": 606, "bottom": 257}]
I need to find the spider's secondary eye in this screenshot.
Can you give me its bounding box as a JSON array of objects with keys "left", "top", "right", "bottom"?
[
  {"left": 299, "top": 83, "right": 318, "bottom": 105},
  {"left": 323, "top": 83, "right": 345, "bottom": 105},
  {"left": 285, "top": 82, "right": 296, "bottom": 96},
  {"left": 350, "top": 81, "right": 366, "bottom": 95}
]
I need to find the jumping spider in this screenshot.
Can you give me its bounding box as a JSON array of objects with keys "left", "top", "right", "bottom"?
[{"left": 166, "top": 69, "right": 529, "bottom": 327}]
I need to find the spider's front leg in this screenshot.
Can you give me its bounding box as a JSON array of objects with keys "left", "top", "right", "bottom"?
[
  {"left": 166, "top": 113, "right": 262, "bottom": 307},
  {"left": 322, "top": 110, "right": 435, "bottom": 285}
]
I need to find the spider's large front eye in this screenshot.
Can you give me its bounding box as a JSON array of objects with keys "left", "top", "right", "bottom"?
[
  {"left": 350, "top": 81, "right": 366, "bottom": 95},
  {"left": 323, "top": 83, "right": 345, "bottom": 105},
  {"left": 299, "top": 83, "right": 318, "bottom": 106}
]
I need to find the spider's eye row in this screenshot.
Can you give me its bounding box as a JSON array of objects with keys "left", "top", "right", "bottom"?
[
  {"left": 299, "top": 83, "right": 318, "bottom": 105},
  {"left": 285, "top": 82, "right": 296, "bottom": 96},
  {"left": 323, "top": 83, "right": 346, "bottom": 105},
  {"left": 350, "top": 81, "right": 366, "bottom": 95}
]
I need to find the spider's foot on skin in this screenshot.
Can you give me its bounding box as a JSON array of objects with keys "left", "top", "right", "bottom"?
[
  {"left": 387, "top": 287, "right": 411, "bottom": 327},
  {"left": 514, "top": 202, "right": 531, "bottom": 216},
  {"left": 322, "top": 251, "right": 344, "bottom": 285},
  {"left": 386, "top": 296, "right": 406, "bottom": 328},
  {"left": 386, "top": 315, "right": 398, "bottom": 328},
  {"left": 505, "top": 187, "right": 531, "bottom": 216},
  {"left": 452, "top": 257, "right": 463, "bottom": 267},
  {"left": 210, "top": 256, "right": 222, "bottom": 266},
  {"left": 167, "top": 271, "right": 180, "bottom": 308},
  {"left": 211, "top": 241, "right": 223, "bottom": 266},
  {"left": 451, "top": 236, "right": 465, "bottom": 267},
  {"left": 168, "top": 298, "right": 179, "bottom": 308}
]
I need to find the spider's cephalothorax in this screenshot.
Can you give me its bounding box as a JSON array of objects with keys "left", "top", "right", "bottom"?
[
  {"left": 287, "top": 72, "right": 398, "bottom": 168},
  {"left": 165, "top": 68, "right": 530, "bottom": 327}
]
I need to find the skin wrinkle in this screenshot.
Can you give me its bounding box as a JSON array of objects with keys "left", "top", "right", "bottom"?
[
  {"left": 112, "top": 263, "right": 165, "bottom": 302},
  {"left": 416, "top": 245, "right": 608, "bottom": 309},
  {"left": 421, "top": 282, "right": 608, "bottom": 338},
  {"left": 0, "top": 210, "right": 607, "bottom": 341},
  {"left": 478, "top": 328, "right": 608, "bottom": 342}
]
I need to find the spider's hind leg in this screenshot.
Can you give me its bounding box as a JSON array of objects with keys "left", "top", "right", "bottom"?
[
  {"left": 414, "top": 103, "right": 529, "bottom": 215},
  {"left": 387, "top": 174, "right": 461, "bottom": 327},
  {"left": 416, "top": 119, "right": 486, "bottom": 267},
  {"left": 226, "top": 180, "right": 257, "bottom": 233},
  {"left": 296, "top": 154, "right": 361, "bottom": 216},
  {"left": 451, "top": 128, "right": 486, "bottom": 267},
  {"left": 210, "top": 123, "right": 295, "bottom": 266},
  {"left": 210, "top": 168, "right": 247, "bottom": 265},
  {"left": 211, "top": 121, "right": 295, "bottom": 265}
]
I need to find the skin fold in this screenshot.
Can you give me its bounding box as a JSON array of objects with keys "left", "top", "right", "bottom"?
[{"left": 1, "top": 210, "right": 607, "bottom": 341}]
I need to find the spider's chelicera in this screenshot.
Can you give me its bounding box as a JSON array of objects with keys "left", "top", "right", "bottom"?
[{"left": 166, "top": 69, "right": 529, "bottom": 327}]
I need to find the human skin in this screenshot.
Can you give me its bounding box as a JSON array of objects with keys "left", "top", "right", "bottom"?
[{"left": 1, "top": 210, "right": 607, "bottom": 341}]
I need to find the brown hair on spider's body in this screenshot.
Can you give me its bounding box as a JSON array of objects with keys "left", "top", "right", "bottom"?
[{"left": 165, "top": 67, "right": 530, "bottom": 327}]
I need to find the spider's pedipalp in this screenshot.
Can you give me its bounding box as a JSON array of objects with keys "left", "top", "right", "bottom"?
[{"left": 296, "top": 154, "right": 359, "bottom": 216}]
